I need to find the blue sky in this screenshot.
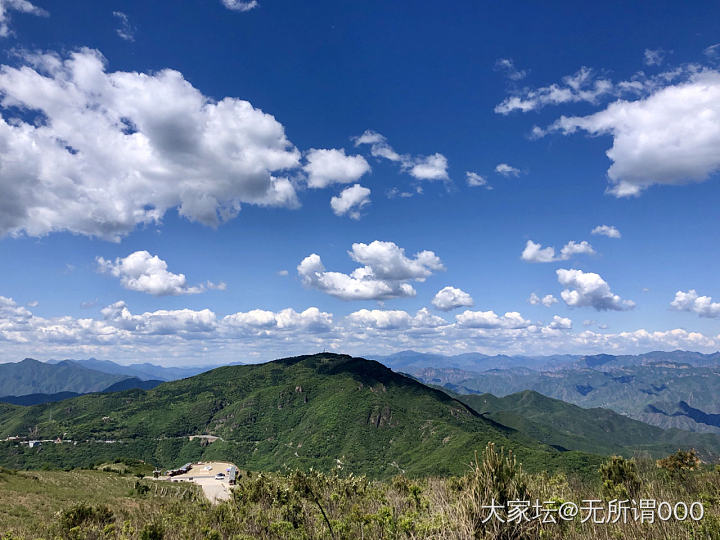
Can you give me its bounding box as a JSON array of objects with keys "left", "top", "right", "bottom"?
[{"left": 0, "top": 0, "right": 719, "bottom": 365}]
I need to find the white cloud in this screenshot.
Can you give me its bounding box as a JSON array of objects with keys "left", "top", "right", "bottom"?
[
  {"left": 495, "top": 67, "right": 613, "bottom": 114},
  {"left": 670, "top": 290, "right": 720, "bottom": 318},
  {"left": 591, "top": 225, "right": 621, "bottom": 238},
  {"left": 348, "top": 241, "right": 444, "bottom": 281},
  {"left": 112, "top": 11, "right": 135, "bottom": 42},
  {"left": 330, "top": 184, "right": 371, "bottom": 219},
  {"left": 0, "top": 49, "right": 302, "bottom": 241},
  {"left": 0, "top": 0, "right": 46, "bottom": 37},
  {"left": 559, "top": 240, "right": 595, "bottom": 259},
  {"left": 353, "top": 130, "right": 449, "bottom": 181},
  {"left": 547, "top": 70, "right": 720, "bottom": 197},
  {"left": 495, "top": 58, "right": 527, "bottom": 81},
  {"left": 297, "top": 241, "right": 444, "bottom": 301},
  {"left": 495, "top": 163, "right": 522, "bottom": 177},
  {"left": 277, "top": 270, "right": 289, "bottom": 276},
  {"left": 223, "top": 307, "right": 332, "bottom": 333},
  {"left": 456, "top": 310, "right": 532, "bottom": 329},
  {"left": 522, "top": 241, "right": 558, "bottom": 263},
  {"left": 97, "top": 251, "right": 225, "bottom": 296},
  {"left": 644, "top": 49, "right": 666, "bottom": 66},
  {"left": 528, "top": 293, "right": 558, "bottom": 307},
  {"left": 466, "top": 171, "right": 490, "bottom": 188},
  {"left": 298, "top": 254, "right": 416, "bottom": 301},
  {"left": 548, "top": 315, "right": 572, "bottom": 330},
  {"left": 1, "top": 295, "right": 720, "bottom": 363},
  {"left": 221, "top": 0, "right": 258, "bottom": 12},
  {"left": 303, "top": 148, "right": 370, "bottom": 188},
  {"left": 346, "top": 308, "right": 447, "bottom": 330},
  {"left": 521, "top": 240, "right": 595, "bottom": 263},
  {"left": 408, "top": 153, "right": 449, "bottom": 180},
  {"left": 557, "top": 268, "right": 635, "bottom": 311},
  {"left": 432, "top": 286, "right": 474, "bottom": 311}
]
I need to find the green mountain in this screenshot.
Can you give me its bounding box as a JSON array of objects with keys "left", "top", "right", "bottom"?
[
  {"left": 0, "top": 358, "right": 126, "bottom": 396},
  {"left": 455, "top": 390, "right": 720, "bottom": 460},
  {"left": 0, "top": 353, "right": 597, "bottom": 477},
  {"left": 410, "top": 362, "right": 720, "bottom": 433}
]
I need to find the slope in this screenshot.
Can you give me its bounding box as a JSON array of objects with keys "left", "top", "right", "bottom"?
[
  {"left": 0, "top": 353, "right": 596, "bottom": 477},
  {"left": 0, "top": 359, "right": 126, "bottom": 395},
  {"left": 457, "top": 390, "right": 720, "bottom": 460}
]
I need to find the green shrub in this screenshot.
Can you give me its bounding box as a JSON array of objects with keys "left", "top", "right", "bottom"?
[
  {"left": 599, "top": 455, "right": 641, "bottom": 499},
  {"left": 656, "top": 449, "right": 701, "bottom": 476},
  {"left": 460, "top": 442, "right": 535, "bottom": 539},
  {"left": 140, "top": 522, "right": 165, "bottom": 540},
  {"left": 59, "top": 503, "right": 114, "bottom": 530}
]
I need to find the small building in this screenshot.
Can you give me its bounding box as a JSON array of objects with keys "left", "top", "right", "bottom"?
[{"left": 228, "top": 466, "right": 238, "bottom": 485}]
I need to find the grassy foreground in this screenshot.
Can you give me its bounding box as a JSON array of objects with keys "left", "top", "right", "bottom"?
[{"left": 1, "top": 446, "right": 720, "bottom": 539}]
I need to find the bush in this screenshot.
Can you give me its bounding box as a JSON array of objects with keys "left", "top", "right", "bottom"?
[
  {"left": 656, "top": 449, "right": 701, "bottom": 476},
  {"left": 140, "top": 522, "right": 165, "bottom": 540},
  {"left": 460, "top": 442, "right": 535, "bottom": 539},
  {"left": 59, "top": 503, "right": 114, "bottom": 530},
  {"left": 599, "top": 456, "right": 641, "bottom": 499}
]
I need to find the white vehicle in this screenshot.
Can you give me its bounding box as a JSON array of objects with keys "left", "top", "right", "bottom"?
[{"left": 214, "top": 472, "right": 225, "bottom": 480}]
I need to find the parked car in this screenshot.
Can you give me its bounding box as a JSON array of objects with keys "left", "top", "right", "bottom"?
[{"left": 214, "top": 472, "right": 225, "bottom": 480}]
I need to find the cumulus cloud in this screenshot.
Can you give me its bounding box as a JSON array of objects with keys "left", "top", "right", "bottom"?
[
  {"left": 303, "top": 148, "right": 370, "bottom": 188},
  {"left": 548, "top": 315, "right": 572, "bottom": 329},
  {"left": 456, "top": 310, "right": 532, "bottom": 329},
  {"left": 348, "top": 241, "right": 444, "bottom": 280},
  {"left": 297, "top": 241, "right": 444, "bottom": 301},
  {"left": 559, "top": 240, "right": 595, "bottom": 259},
  {"left": 2, "top": 294, "right": 720, "bottom": 363},
  {"left": 495, "top": 58, "right": 527, "bottom": 81},
  {"left": 546, "top": 70, "right": 720, "bottom": 196},
  {"left": 330, "top": 184, "right": 371, "bottom": 219},
  {"left": 670, "top": 290, "right": 720, "bottom": 318},
  {"left": 528, "top": 293, "right": 558, "bottom": 307},
  {"left": 591, "top": 225, "right": 621, "bottom": 238},
  {"left": 432, "top": 286, "right": 474, "bottom": 311},
  {"left": 221, "top": 0, "right": 258, "bottom": 12},
  {"left": 521, "top": 241, "right": 557, "bottom": 263},
  {"left": 0, "top": 48, "right": 302, "bottom": 240},
  {"left": 112, "top": 11, "right": 135, "bottom": 41},
  {"left": 557, "top": 268, "right": 635, "bottom": 311},
  {"left": 466, "top": 171, "right": 490, "bottom": 188},
  {"left": 223, "top": 307, "right": 333, "bottom": 333},
  {"left": 346, "top": 308, "right": 447, "bottom": 331},
  {"left": 521, "top": 240, "right": 595, "bottom": 263},
  {"left": 97, "top": 251, "right": 226, "bottom": 296},
  {"left": 495, "top": 163, "right": 522, "bottom": 177},
  {"left": 0, "top": 0, "right": 46, "bottom": 37},
  {"left": 353, "top": 130, "right": 449, "bottom": 181}
]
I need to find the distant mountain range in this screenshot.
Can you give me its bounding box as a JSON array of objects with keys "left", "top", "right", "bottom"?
[
  {"left": 0, "top": 353, "right": 578, "bottom": 476},
  {"left": 0, "top": 358, "right": 126, "bottom": 396},
  {"left": 0, "top": 358, "right": 248, "bottom": 405},
  {"left": 371, "top": 349, "right": 720, "bottom": 372},
  {"left": 453, "top": 390, "right": 720, "bottom": 461},
  {"left": 46, "top": 358, "right": 215, "bottom": 382},
  {"left": 0, "top": 358, "right": 172, "bottom": 405},
  {"left": 379, "top": 350, "right": 720, "bottom": 434},
  {"left": 1, "top": 352, "right": 719, "bottom": 477}
]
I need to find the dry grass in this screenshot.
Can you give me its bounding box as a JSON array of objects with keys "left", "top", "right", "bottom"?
[{"left": 0, "top": 450, "right": 719, "bottom": 539}]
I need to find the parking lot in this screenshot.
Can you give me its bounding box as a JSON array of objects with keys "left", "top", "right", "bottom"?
[{"left": 161, "top": 461, "right": 237, "bottom": 503}]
